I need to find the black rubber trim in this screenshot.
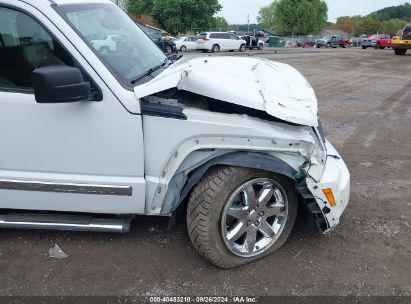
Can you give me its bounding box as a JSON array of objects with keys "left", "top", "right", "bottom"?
[
  {"left": 175, "top": 152, "right": 328, "bottom": 232},
  {"left": 141, "top": 102, "right": 187, "bottom": 120},
  {"left": 178, "top": 152, "right": 295, "bottom": 205}
]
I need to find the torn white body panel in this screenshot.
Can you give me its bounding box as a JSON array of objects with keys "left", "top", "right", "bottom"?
[
  {"left": 135, "top": 56, "right": 318, "bottom": 126},
  {"left": 307, "top": 141, "right": 350, "bottom": 231},
  {"left": 142, "top": 107, "right": 317, "bottom": 213}
]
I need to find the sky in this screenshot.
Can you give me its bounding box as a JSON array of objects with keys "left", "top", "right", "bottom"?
[{"left": 217, "top": 0, "right": 409, "bottom": 24}]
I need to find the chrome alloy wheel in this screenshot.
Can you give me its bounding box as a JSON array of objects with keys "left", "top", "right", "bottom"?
[{"left": 221, "top": 178, "right": 288, "bottom": 257}]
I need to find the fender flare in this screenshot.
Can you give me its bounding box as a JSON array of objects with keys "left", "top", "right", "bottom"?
[
  {"left": 178, "top": 152, "right": 296, "bottom": 205},
  {"left": 175, "top": 151, "right": 327, "bottom": 232}
]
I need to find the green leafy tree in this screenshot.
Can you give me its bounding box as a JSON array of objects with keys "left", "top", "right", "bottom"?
[
  {"left": 127, "top": 0, "right": 222, "bottom": 35},
  {"left": 382, "top": 18, "right": 408, "bottom": 35},
  {"left": 354, "top": 17, "right": 383, "bottom": 36},
  {"left": 369, "top": 2, "right": 411, "bottom": 22},
  {"left": 212, "top": 16, "right": 228, "bottom": 30},
  {"left": 331, "top": 15, "right": 363, "bottom": 35},
  {"left": 258, "top": 0, "right": 328, "bottom": 36},
  {"left": 257, "top": 2, "right": 277, "bottom": 30}
]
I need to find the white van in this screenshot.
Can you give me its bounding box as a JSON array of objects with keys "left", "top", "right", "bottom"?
[{"left": 196, "top": 32, "right": 247, "bottom": 52}]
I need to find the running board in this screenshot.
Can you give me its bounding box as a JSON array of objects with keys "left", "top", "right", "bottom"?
[{"left": 0, "top": 213, "right": 130, "bottom": 233}]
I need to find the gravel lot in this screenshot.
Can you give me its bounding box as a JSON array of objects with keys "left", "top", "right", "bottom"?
[{"left": 0, "top": 48, "right": 410, "bottom": 297}]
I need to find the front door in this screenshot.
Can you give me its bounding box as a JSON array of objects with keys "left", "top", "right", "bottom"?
[{"left": 0, "top": 3, "right": 146, "bottom": 214}]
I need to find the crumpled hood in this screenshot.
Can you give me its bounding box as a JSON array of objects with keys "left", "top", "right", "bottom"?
[{"left": 134, "top": 56, "right": 318, "bottom": 126}]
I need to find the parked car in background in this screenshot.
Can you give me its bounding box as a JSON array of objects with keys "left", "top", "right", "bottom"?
[
  {"left": 196, "top": 32, "right": 246, "bottom": 52},
  {"left": 316, "top": 35, "right": 348, "bottom": 48},
  {"left": 240, "top": 35, "right": 264, "bottom": 50},
  {"left": 361, "top": 38, "right": 373, "bottom": 49},
  {"left": 91, "top": 34, "right": 121, "bottom": 53},
  {"left": 362, "top": 34, "right": 392, "bottom": 49},
  {"left": 147, "top": 33, "right": 177, "bottom": 54},
  {"left": 174, "top": 36, "right": 197, "bottom": 52},
  {"left": 391, "top": 23, "right": 411, "bottom": 55},
  {"left": 266, "top": 36, "right": 286, "bottom": 48}
]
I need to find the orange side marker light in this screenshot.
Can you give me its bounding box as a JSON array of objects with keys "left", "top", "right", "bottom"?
[{"left": 322, "top": 188, "right": 336, "bottom": 207}]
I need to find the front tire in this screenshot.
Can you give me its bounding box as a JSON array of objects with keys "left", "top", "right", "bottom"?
[
  {"left": 258, "top": 43, "right": 264, "bottom": 50},
  {"left": 239, "top": 44, "right": 246, "bottom": 52},
  {"left": 180, "top": 45, "right": 187, "bottom": 52},
  {"left": 394, "top": 48, "right": 407, "bottom": 55},
  {"left": 186, "top": 166, "right": 298, "bottom": 268}
]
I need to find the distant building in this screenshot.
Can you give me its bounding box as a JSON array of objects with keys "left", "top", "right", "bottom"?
[{"left": 137, "top": 23, "right": 168, "bottom": 37}]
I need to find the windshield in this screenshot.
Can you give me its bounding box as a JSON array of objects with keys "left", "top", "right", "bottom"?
[{"left": 55, "top": 3, "right": 166, "bottom": 87}]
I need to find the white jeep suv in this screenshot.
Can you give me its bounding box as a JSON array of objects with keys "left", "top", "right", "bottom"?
[{"left": 0, "top": 0, "right": 350, "bottom": 268}]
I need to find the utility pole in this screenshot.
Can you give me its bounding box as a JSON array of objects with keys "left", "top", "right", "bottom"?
[{"left": 247, "top": 14, "right": 250, "bottom": 34}]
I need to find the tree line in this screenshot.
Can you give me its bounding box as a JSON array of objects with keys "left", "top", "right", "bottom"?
[
  {"left": 258, "top": 0, "right": 328, "bottom": 36},
  {"left": 330, "top": 3, "right": 411, "bottom": 36},
  {"left": 126, "top": 0, "right": 409, "bottom": 37},
  {"left": 127, "top": 0, "right": 225, "bottom": 36}
]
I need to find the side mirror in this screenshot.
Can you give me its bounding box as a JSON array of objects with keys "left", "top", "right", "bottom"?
[{"left": 33, "top": 66, "right": 91, "bottom": 103}]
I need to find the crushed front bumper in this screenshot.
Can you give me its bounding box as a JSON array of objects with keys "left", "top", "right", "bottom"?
[{"left": 306, "top": 141, "right": 350, "bottom": 233}]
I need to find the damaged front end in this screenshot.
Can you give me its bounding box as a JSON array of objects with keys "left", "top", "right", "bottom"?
[{"left": 135, "top": 56, "right": 350, "bottom": 233}]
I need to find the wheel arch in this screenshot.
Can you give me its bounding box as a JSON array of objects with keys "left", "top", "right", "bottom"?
[
  {"left": 178, "top": 152, "right": 297, "bottom": 206},
  {"left": 168, "top": 151, "right": 327, "bottom": 232}
]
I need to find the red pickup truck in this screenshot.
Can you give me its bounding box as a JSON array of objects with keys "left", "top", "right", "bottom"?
[{"left": 362, "top": 34, "right": 392, "bottom": 49}]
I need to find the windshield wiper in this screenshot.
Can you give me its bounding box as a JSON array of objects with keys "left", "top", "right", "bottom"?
[{"left": 131, "top": 57, "right": 173, "bottom": 85}]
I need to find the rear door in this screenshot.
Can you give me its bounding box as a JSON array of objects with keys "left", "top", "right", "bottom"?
[
  {"left": 0, "top": 2, "right": 146, "bottom": 214},
  {"left": 220, "top": 33, "right": 231, "bottom": 50},
  {"left": 209, "top": 33, "right": 221, "bottom": 49}
]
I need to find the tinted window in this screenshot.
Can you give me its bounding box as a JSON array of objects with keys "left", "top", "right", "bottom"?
[
  {"left": 0, "top": 6, "right": 74, "bottom": 90},
  {"left": 198, "top": 33, "right": 208, "bottom": 39},
  {"left": 230, "top": 34, "right": 238, "bottom": 40},
  {"left": 403, "top": 26, "right": 411, "bottom": 39},
  {"left": 210, "top": 33, "right": 218, "bottom": 39}
]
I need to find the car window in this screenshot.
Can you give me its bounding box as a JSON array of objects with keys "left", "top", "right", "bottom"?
[
  {"left": 0, "top": 6, "right": 74, "bottom": 90},
  {"left": 403, "top": 26, "right": 411, "bottom": 39},
  {"left": 56, "top": 3, "right": 165, "bottom": 87},
  {"left": 198, "top": 33, "right": 208, "bottom": 39},
  {"left": 230, "top": 34, "right": 239, "bottom": 40},
  {"left": 210, "top": 33, "right": 218, "bottom": 39}
]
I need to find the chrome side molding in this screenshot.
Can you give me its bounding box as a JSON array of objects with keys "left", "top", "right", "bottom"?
[
  {"left": 0, "top": 179, "right": 132, "bottom": 196},
  {"left": 0, "top": 214, "right": 130, "bottom": 233}
]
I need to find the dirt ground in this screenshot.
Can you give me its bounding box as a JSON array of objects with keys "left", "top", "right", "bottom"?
[{"left": 0, "top": 48, "right": 410, "bottom": 297}]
